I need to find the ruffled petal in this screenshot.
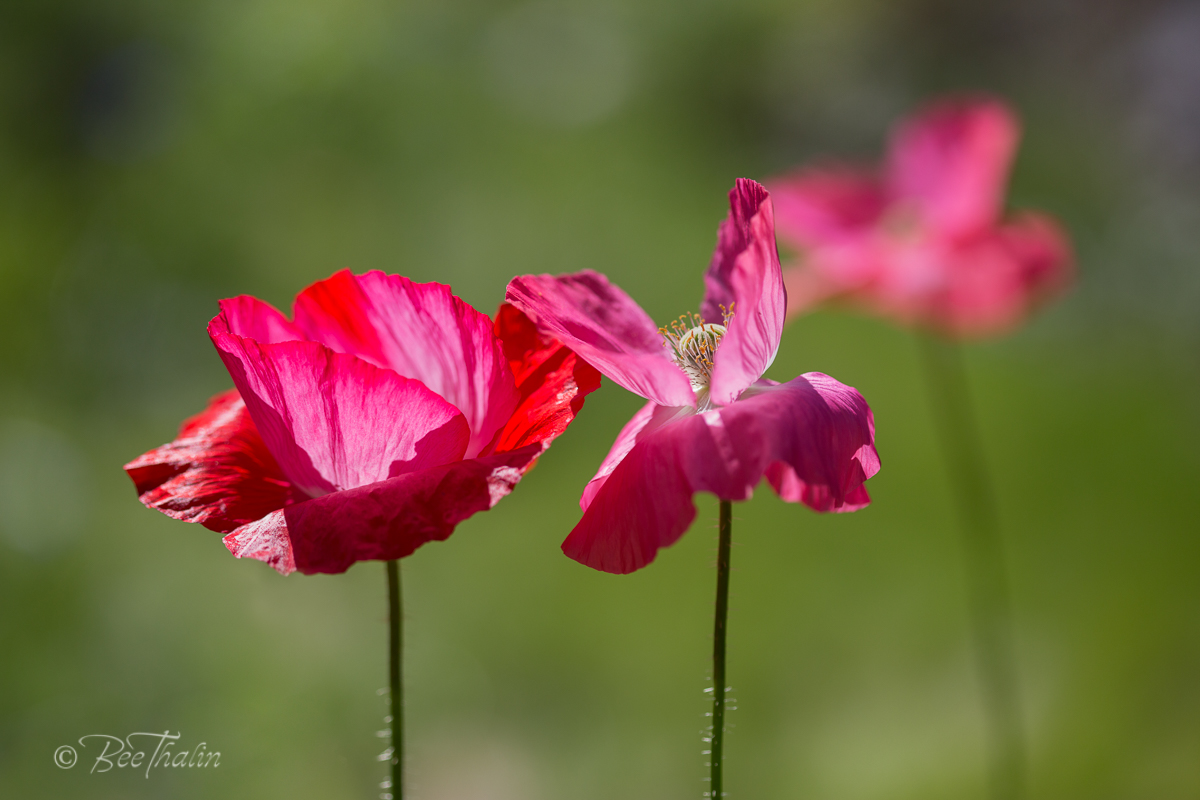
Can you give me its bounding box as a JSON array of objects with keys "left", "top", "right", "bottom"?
[
  {"left": 291, "top": 270, "right": 519, "bottom": 459},
  {"left": 124, "top": 389, "right": 296, "bottom": 533},
  {"left": 223, "top": 509, "right": 295, "bottom": 574},
  {"left": 223, "top": 444, "right": 548, "bottom": 575},
  {"left": 564, "top": 372, "right": 879, "bottom": 573},
  {"left": 765, "top": 463, "right": 873, "bottom": 512},
  {"left": 579, "top": 400, "right": 686, "bottom": 510},
  {"left": 217, "top": 295, "right": 306, "bottom": 344},
  {"left": 486, "top": 303, "right": 602, "bottom": 455},
  {"left": 885, "top": 95, "right": 1019, "bottom": 238},
  {"left": 506, "top": 271, "right": 695, "bottom": 407},
  {"left": 210, "top": 312, "right": 471, "bottom": 497},
  {"left": 560, "top": 419, "right": 696, "bottom": 575},
  {"left": 702, "top": 179, "right": 787, "bottom": 405}
]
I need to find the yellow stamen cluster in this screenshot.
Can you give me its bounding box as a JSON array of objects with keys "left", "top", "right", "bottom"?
[{"left": 659, "top": 304, "right": 735, "bottom": 394}]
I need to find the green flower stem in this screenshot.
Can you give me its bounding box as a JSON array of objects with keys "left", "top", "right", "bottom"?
[
  {"left": 387, "top": 559, "right": 404, "bottom": 800},
  {"left": 709, "top": 499, "right": 733, "bottom": 799},
  {"left": 918, "top": 334, "right": 1026, "bottom": 800}
]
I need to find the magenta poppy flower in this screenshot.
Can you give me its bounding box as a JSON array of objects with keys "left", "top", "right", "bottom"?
[
  {"left": 125, "top": 270, "right": 601, "bottom": 575},
  {"left": 506, "top": 179, "right": 880, "bottom": 574},
  {"left": 767, "top": 95, "right": 1073, "bottom": 338}
]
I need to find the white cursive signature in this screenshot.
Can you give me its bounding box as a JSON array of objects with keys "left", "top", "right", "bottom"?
[{"left": 55, "top": 732, "right": 219, "bottom": 778}]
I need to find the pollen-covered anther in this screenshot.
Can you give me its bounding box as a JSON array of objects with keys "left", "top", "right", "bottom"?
[{"left": 660, "top": 304, "right": 734, "bottom": 393}]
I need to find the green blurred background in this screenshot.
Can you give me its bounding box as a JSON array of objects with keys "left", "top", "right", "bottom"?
[{"left": 2, "top": 0, "right": 1198, "bottom": 797}]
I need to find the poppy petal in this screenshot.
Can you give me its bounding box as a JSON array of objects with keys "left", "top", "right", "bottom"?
[
  {"left": 868, "top": 212, "right": 1073, "bottom": 338},
  {"left": 210, "top": 314, "right": 471, "bottom": 497},
  {"left": 767, "top": 168, "right": 889, "bottom": 319},
  {"left": 989, "top": 211, "right": 1074, "bottom": 317},
  {"left": 124, "top": 389, "right": 296, "bottom": 533},
  {"left": 886, "top": 96, "right": 1019, "bottom": 238},
  {"left": 487, "top": 303, "right": 602, "bottom": 455},
  {"left": 560, "top": 419, "right": 696, "bottom": 575},
  {"left": 939, "top": 213, "right": 1074, "bottom": 337},
  {"left": 563, "top": 372, "right": 878, "bottom": 573},
  {"left": 506, "top": 270, "right": 696, "bottom": 407},
  {"left": 290, "top": 270, "right": 519, "bottom": 459},
  {"left": 768, "top": 166, "right": 887, "bottom": 247},
  {"left": 216, "top": 295, "right": 307, "bottom": 344},
  {"left": 765, "top": 462, "right": 873, "bottom": 512},
  {"left": 703, "top": 179, "right": 788, "bottom": 405},
  {"left": 580, "top": 400, "right": 690, "bottom": 510},
  {"left": 223, "top": 444, "right": 548, "bottom": 575},
  {"left": 224, "top": 509, "right": 294, "bottom": 574}
]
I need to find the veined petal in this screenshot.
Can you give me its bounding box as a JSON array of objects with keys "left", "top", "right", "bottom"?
[
  {"left": 486, "top": 303, "right": 602, "bottom": 455},
  {"left": 217, "top": 295, "right": 306, "bottom": 344},
  {"left": 210, "top": 313, "right": 471, "bottom": 497},
  {"left": 563, "top": 372, "right": 879, "bottom": 573},
  {"left": 124, "top": 389, "right": 296, "bottom": 533},
  {"left": 580, "top": 400, "right": 691, "bottom": 511},
  {"left": 885, "top": 95, "right": 1019, "bottom": 238},
  {"left": 291, "top": 270, "right": 519, "bottom": 459},
  {"left": 506, "top": 271, "right": 695, "bottom": 407},
  {"left": 223, "top": 509, "right": 294, "bottom": 575},
  {"left": 560, "top": 421, "right": 696, "bottom": 575},
  {"left": 224, "top": 444, "right": 548, "bottom": 575},
  {"left": 703, "top": 179, "right": 787, "bottom": 405},
  {"left": 765, "top": 463, "right": 873, "bottom": 512}
]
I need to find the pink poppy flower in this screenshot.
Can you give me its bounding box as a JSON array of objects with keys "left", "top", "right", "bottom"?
[
  {"left": 506, "top": 179, "right": 880, "bottom": 574},
  {"left": 125, "top": 270, "right": 601, "bottom": 575},
  {"left": 767, "top": 95, "right": 1073, "bottom": 338}
]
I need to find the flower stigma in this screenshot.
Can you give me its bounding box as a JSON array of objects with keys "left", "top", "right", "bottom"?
[{"left": 660, "top": 304, "right": 735, "bottom": 407}]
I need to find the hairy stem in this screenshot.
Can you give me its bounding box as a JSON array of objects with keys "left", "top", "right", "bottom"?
[
  {"left": 709, "top": 500, "right": 733, "bottom": 799},
  {"left": 387, "top": 560, "right": 404, "bottom": 800},
  {"left": 918, "top": 334, "right": 1026, "bottom": 800}
]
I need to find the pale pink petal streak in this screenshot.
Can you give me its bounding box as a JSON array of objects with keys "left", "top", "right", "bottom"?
[
  {"left": 506, "top": 271, "right": 695, "bottom": 407},
  {"left": 703, "top": 179, "right": 788, "bottom": 405}
]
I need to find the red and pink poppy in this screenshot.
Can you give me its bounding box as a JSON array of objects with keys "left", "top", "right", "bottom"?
[
  {"left": 506, "top": 179, "right": 880, "bottom": 574},
  {"left": 125, "top": 270, "right": 600, "bottom": 575},
  {"left": 767, "top": 95, "right": 1073, "bottom": 337}
]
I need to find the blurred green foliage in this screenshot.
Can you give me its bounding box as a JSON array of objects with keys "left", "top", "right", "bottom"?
[{"left": 2, "top": 0, "right": 1199, "bottom": 798}]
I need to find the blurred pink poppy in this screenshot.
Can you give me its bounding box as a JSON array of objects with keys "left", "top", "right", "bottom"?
[
  {"left": 507, "top": 179, "right": 880, "bottom": 574},
  {"left": 767, "top": 95, "right": 1073, "bottom": 337},
  {"left": 125, "top": 270, "right": 600, "bottom": 575}
]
